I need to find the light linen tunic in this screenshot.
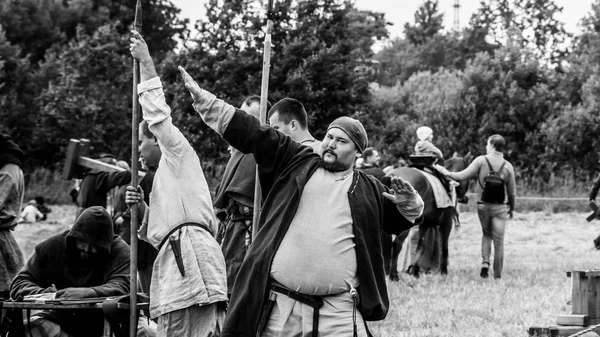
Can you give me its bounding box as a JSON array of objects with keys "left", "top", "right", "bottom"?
[
  {"left": 137, "top": 77, "right": 227, "bottom": 319},
  {"left": 0, "top": 163, "right": 25, "bottom": 292}
]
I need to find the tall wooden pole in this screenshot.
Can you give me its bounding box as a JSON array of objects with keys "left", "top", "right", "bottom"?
[
  {"left": 130, "top": 1, "right": 142, "bottom": 336},
  {"left": 252, "top": 10, "right": 274, "bottom": 240}
]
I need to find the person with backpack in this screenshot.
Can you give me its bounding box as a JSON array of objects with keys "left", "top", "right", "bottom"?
[{"left": 435, "top": 134, "right": 516, "bottom": 279}]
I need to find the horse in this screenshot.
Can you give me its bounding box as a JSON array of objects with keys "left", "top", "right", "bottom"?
[{"left": 386, "top": 152, "right": 472, "bottom": 280}]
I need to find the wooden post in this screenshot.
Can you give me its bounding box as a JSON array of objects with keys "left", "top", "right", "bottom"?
[
  {"left": 130, "top": 1, "right": 142, "bottom": 336},
  {"left": 252, "top": 12, "right": 274, "bottom": 240}
]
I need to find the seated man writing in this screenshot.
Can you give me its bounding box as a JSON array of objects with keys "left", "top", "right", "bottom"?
[{"left": 10, "top": 206, "right": 130, "bottom": 337}]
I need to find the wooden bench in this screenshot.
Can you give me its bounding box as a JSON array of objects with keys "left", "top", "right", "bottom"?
[{"left": 529, "top": 270, "right": 600, "bottom": 337}]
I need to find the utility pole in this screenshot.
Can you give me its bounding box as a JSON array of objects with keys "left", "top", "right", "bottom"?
[{"left": 453, "top": 0, "right": 460, "bottom": 31}]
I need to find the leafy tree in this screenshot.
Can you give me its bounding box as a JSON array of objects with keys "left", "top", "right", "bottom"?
[
  {"left": 0, "top": 0, "right": 187, "bottom": 64},
  {"left": 0, "top": 25, "right": 36, "bottom": 164},
  {"left": 404, "top": 0, "right": 444, "bottom": 45},
  {"left": 33, "top": 24, "right": 133, "bottom": 167},
  {"left": 469, "top": 0, "right": 570, "bottom": 65},
  {"left": 375, "top": 1, "right": 498, "bottom": 86},
  {"left": 160, "top": 0, "right": 390, "bottom": 167}
]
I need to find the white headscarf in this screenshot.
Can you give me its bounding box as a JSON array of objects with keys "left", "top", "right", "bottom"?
[{"left": 416, "top": 126, "right": 433, "bottom": 141}]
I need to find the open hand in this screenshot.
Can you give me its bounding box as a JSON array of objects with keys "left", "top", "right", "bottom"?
[
  {"left": 129, "top": 30, "right": 151, "bottom": 63},
  {"left": 56, "top": 287, "right": 96, "bottom": 299},
  {"left": 382, "top": 176, "right": 419, "bottom": 204},
  {"left": 178, "top": 66, "right": 203, "bottom": 102}
]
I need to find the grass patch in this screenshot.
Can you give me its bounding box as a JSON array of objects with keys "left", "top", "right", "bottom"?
[
  {"left": 12, "top": 207, "right": 600, "bottom": 336},
  {"left": 369, "top": 211, "right": 599, "bottom": 336}
]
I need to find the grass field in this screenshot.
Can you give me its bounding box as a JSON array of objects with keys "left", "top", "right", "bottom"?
[{"left": 12, "top": 205, "right": 600, "bottom": 337}]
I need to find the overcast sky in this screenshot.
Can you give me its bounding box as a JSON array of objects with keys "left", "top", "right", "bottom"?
[{"left": 171, "top": 0, "right": 596, "bottom": 38}]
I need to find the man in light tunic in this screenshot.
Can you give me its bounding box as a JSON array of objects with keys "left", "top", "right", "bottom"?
[
  {"left": 126, "top": 31, "right": 227, "bottom": 337},
  {"left": 0, "top": 133, "right": 25, "bottom": 300},
  {"left": 268, "top": 98, "right": 322, "bottom": 154},
  {"left": 179, "top": 67, "right": 425, "bottom": 336}
]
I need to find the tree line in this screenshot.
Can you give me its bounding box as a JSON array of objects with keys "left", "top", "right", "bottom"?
[{"left": 1, "top": 0, "right": 599, "bottom": 189}]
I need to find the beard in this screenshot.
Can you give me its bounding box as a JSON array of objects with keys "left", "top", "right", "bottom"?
[{"left": 320, "top": 150, "right": 351, "bottom": 172}]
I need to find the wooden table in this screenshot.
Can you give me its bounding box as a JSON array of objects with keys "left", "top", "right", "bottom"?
[{"left": 0, "top": 299, "right": 150, "bottom": 337}]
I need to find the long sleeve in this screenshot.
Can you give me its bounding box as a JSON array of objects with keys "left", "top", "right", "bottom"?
[
  {"left": 137, "top": 77, "right": 219, "bottom": 243},
  {"left": 0, "top": 164, "right": 24, "bottom": 229},
  {"left": 89, "top": 240, "right": 130, "bottom": 297},
  {"left": 590, "top": 174, "right": 600, "bottom": 200},
  {"left": 392, "top": 191, "right": 424, "bottom": 224},
  {"left": 10, "top": 251, "right": 54, "bottom": 299},
  {"left": 94, "top": 171, "right": 131, "bottom": 193},
  {"left": 192, "top": 90, "right": 309, "bottom": 194}
]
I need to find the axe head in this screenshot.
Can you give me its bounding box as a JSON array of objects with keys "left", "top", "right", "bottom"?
[{"left": 63, "top": 139, "right": 90, "bottom": 180}]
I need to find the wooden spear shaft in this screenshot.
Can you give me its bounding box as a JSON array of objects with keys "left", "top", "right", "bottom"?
[
  {"left": 130, "top": 1, "right": 142, "bottom": 336},
  {"left": 252, "top": 19, "right": 274, "bottom": 240}
]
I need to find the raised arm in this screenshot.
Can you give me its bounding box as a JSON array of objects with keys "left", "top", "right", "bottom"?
[
  {"left": 130, "top": 30, "right": 157, "bottom": 82},
  {"left": 178, "top": 67, "right": 307, "bottom": 185},
  {"left": 129, "top": 31, "right": 196, "bottom": 169}
]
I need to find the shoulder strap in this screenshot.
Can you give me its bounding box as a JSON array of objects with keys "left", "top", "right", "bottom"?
[
  {"left": 478, "top": 157, "right": 492, "bottom": 188},
  {"left": 498, "top": 161, "right": 507, "bottom": 178},
  {"left": 484, "top": 157, "right": 495, "bottom": 172}
]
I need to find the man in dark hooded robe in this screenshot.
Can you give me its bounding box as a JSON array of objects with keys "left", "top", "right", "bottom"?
[{"left": 10, "top": 206, "right": 130, "bottom": 337}]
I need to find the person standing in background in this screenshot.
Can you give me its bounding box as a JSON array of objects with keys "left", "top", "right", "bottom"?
[{"left": 0, "top": 133, "right": 25, "bottom": 299}]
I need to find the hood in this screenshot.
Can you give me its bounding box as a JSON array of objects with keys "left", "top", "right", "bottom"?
[
  {"left": 66, "top": 206, "right": 114, "bottom": 255},
  {"left": 0, "top": 133, "right": 24, "bottom": 169}
]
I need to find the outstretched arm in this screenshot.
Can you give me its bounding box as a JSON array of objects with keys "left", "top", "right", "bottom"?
[{"left": 179, "top": 67, "right": 305, "bottom": 189}]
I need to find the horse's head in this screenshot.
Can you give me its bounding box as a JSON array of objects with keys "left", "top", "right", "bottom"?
[{"left": 445, "top": 152, "right": 473, "bottom": 203}]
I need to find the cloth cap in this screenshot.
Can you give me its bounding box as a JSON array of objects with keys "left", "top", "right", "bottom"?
[
  {"left": 417, "top": 126, "right": 433, "bottom": 141},
  {"left": 327, "top": 117, "right": 368, "bottom": 153}
]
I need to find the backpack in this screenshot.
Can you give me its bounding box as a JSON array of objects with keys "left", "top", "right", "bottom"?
[{"left": 480, "top": 157, "right": 507, "bottom": 204}]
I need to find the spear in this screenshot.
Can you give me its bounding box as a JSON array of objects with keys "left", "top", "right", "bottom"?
[
  {"left": 252, "top": 0, "right": 275, "bottom": 240},
  {"left": 130, "top": 1, "right": 142, "bottom": 336}
]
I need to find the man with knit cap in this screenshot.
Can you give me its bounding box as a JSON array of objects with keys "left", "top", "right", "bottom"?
[
  {"left": 179, "top": 66, "right": 424, "bottom": 336},
  {"left": 0, "top": 133, "right": 25, "bottom": 300},
  {"left": 10, "top": 206, "right": 130, "bottom": 337}
]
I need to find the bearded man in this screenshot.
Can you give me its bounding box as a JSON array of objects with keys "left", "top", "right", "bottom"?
[{"left": 179, "top": 67, "right": 424, "bottom": 337}]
